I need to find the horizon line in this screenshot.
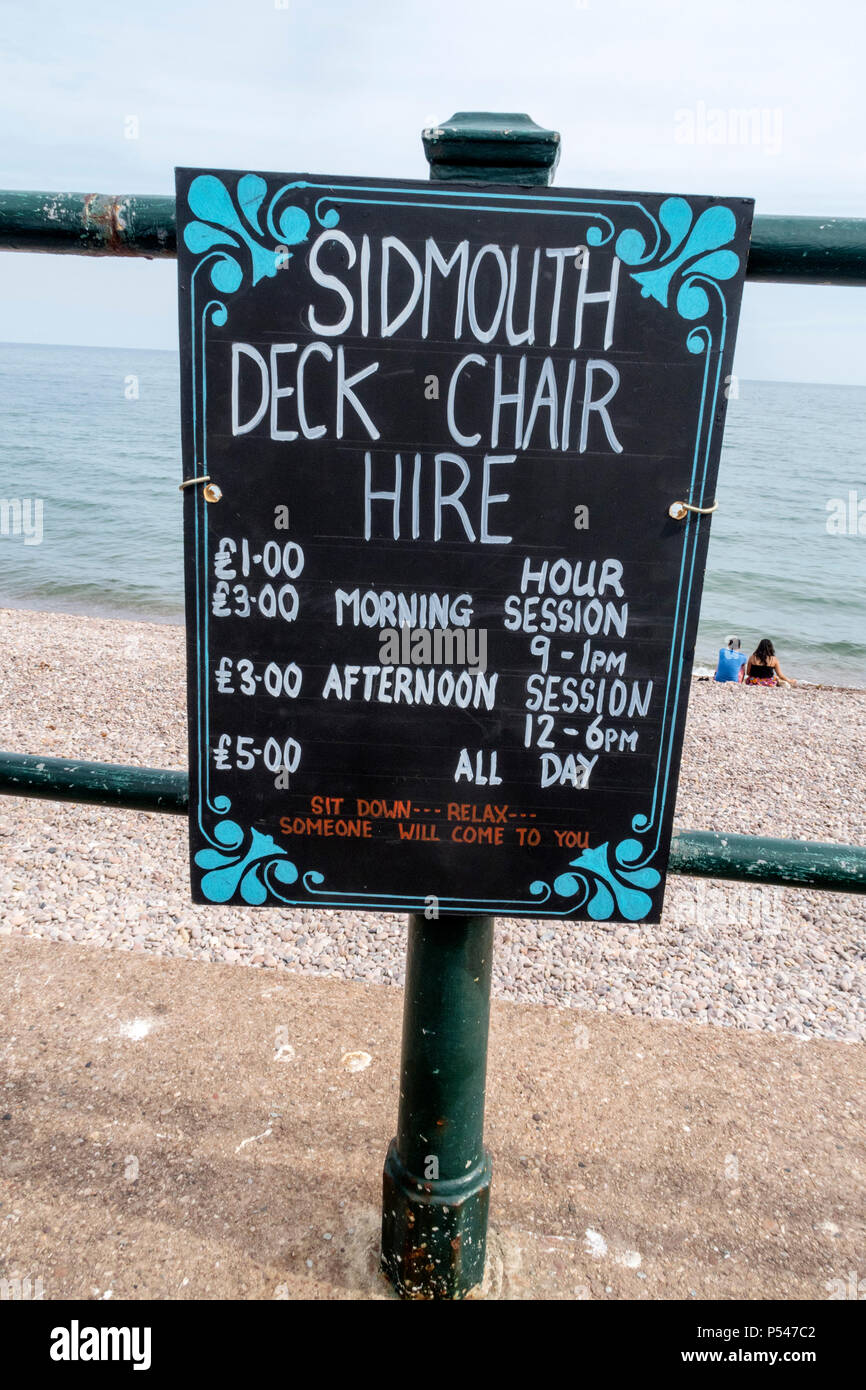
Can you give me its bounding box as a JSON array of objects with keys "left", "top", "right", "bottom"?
[{"left": 1, "top": 340, "right": 865, "bottom": 390}]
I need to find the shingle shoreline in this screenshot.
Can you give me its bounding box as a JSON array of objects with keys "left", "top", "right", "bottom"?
[{"left": 0, "top": 607, "right": 863, "bottom": 1041}]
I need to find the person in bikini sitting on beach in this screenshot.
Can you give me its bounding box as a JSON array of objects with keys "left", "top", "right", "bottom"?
[{"left": 744, "top": 637, "right": 797, "bottom": 687}]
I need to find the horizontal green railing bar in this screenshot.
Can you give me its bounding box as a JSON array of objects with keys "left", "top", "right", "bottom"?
[
  {"left": 668, "top": 829, "right": 865, "bottom": 892},
  {"left": 0, "top": 750, "right": 187, "bottom": 813},
  {"left": 0, "top": 191, "right": 177, "bottom": 258},
  {"left": 0, "top": 190, "right": 865, "bottom": 284},
  {"left": 745, "top": 215, "right": 866, "bottom": 285},
  {"left": 0, "top": 749, "right": 863, "bottom": 894}
]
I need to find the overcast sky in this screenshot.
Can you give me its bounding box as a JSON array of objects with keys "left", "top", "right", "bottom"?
[{"left": 1, "top": 0, "right": 863, "bottom": 382}]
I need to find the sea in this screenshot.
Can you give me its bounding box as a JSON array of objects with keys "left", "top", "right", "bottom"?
[{"left": 0, "top": 341, "right": 864, "bottom": 687}]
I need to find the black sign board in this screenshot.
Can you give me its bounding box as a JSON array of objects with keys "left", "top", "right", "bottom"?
[{"left": 176, "top": 167, "right": 753, "bottom": 921}]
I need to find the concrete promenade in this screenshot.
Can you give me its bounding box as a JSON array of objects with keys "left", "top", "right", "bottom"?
[{"left": 0, "top": 936, "right": 862, "bottom": 1300}]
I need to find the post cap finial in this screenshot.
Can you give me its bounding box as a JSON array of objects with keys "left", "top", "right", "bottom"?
[{"left": 422, "top": 112, "right": 561, "bottom": 185}]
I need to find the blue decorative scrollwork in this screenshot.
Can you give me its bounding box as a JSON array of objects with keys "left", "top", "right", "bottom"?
[
  {"left": 549, "top": 837, "right": 662, "bottom": 921},
  {"left": 615, "top": 197, "right": 739, "bottom": 324},
  {"left": 194, "top": 811, "right": 300, "bottom": 905},
  {"left": 184, "top": 172, "right": 312, "bottom": 294}
]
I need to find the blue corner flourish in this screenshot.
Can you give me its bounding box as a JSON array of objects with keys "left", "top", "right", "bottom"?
[
  {"left": 194, "top": 813, "right": 300, "bottom": 905},
  {"left": 615, "top": 197, "right": 740, "bottom": 323},
  {"left": 550, "top": 837, "right": 662, "bottom": 921},
  {"left": 184, "top": 172, "right": 312, "bottom": 294}
]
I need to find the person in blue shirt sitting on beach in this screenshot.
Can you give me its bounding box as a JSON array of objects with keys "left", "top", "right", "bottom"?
[{"left": 744, "top": 638, "right": 797, "bottom": 687}]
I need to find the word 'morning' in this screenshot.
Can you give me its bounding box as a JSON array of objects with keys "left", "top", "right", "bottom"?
[{"left": 335, "top": 588, "right": 472, "bottom": 628}]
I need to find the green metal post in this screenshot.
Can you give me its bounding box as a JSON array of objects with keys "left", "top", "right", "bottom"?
[
  {"left": 378, "top": 112, "right": 561, "bottom": 1301},
  {"left": 381, "top": 914, "right": 494, "bottom": 1298}
]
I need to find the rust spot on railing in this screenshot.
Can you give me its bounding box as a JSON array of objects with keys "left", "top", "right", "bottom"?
[{"left": 82, "top": 194, "right": 128, "bottom": 252}]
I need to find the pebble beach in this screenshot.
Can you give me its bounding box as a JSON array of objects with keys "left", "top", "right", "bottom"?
[{"left": 0, "top": 606, "right": 863, "bottom": 1041}]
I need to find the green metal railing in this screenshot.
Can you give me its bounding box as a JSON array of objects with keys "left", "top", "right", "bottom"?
[
  {"left": 2, "top": 189, "right": 866, "bottom": 286},
  {"left": 1, "top": 111, "right": 863, "bottom": 1301},
  {"left": 0, "top": 749, "right": 863, "bottom": 894}
]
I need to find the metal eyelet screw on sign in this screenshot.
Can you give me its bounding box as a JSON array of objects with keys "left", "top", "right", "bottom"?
[
  {"left": 179, "top": 475, "right": 222, "bottom": 503},
  {"left": 668, "top": 499, "right": 719, "bottom": 520}
]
